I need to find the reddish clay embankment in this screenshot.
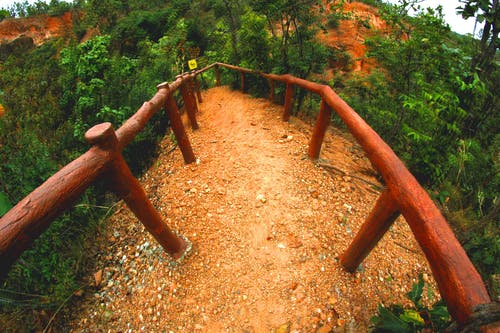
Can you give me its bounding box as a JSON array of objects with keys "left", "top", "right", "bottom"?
[
  {"left": 319, "top": 1, "right": 390, "bottom": 78},
  {"left": 0, "top": 11, "right": 73, "bottom": 46}
]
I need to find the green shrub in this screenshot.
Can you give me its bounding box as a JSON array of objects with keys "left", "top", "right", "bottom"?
[{"left": 371, "top": 275, "right": 451, "bottom": 332}]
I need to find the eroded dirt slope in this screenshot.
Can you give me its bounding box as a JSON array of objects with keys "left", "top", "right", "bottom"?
[
  {"left": 0, "top": 11, "right": 73, "bottom": 45},
  {"left": 65, "top": 87, "right": 435, "bottom": 332}
]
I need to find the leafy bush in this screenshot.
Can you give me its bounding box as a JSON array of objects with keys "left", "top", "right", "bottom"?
[
  {"left": 327, "top": 12, "right": 342, "bottom": 29},
  {"left": 340, "top": 2, "right": 499, "bottom": 284},
  {"left": 371, "top": 275, "right": 451, "bottom": 332}
]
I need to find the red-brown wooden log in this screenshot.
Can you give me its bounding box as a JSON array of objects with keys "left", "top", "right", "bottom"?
[
  {"left": 320, "top": 87, "right": 490, "bottom": 325},
  {"left": 116, "top": 86, "right": 169, "bottom": 150},
  {"left": 308, "top": 99, "right": 332, "bottom": 160},
  {"left": 240, "top": 71, "right": 245, "bottom": 93},
  {"left": 85, "top": 123, "right": 187, "bottom": 259},
  {"left": 165, "top": 93, "right": 196, "bottom": 164},
  {"left": 282, "top": 83, "right": 294, "bottom": 122},
  {"left": 194, "top": 76, "right": 203, "bottom": 103},
  {"left": 340, "top": 189, "right": 400, "bottom": 272},
  {"left": 194, "top": 62, "right": 217, "bottom": 75},
  {"left": 216, "top": 62, "right": 254, "bottom": 74},
  {"left": 215, "top": 65, "right": 221, "bottom": 86},
  {"left": 269, "top": 79, "right": 275, "bottom": 102},
  {"left": 0, "top": 148, "right": 111, "bottom": 279},
  {"left": 180, "top": 81, "right": 199, "bottom": 130}
]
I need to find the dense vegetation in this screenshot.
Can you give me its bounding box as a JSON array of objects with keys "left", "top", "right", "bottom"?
[{"left": 0, "top": 0, "right": 498, "bottom": 330}]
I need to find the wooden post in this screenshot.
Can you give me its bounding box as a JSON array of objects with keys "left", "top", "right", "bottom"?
[
  {"left": 165, "top": 93, "right": 196, "bottom": 164},
  {"left": 215, "top": 65, "right": 221, "bottom": 86},
  {"left": 194, "top": 76, "right": 203, "bottom": 104},
  {"left": 85, "top": 123, "right": 188, "bottom": 259},
  {"left": 240, "top": 71, "right": 245, "bottom": 93},
  {"left": 282, "top": 83, "right": 294, "bottom": 122},
  {"left": 180, "top": 81, "right": 199, "bottom": 130},
  {"left": 187, "top": 78, "right": 199, "bottom": 113},
  {"left": 269, "top": 79, "right": 275, "bottom": 103},
  {"left": 340, "top": 189, "right": 400, "bottom": 272},
  {"left": 308, "top": 100, "right": 332, "bottom": 160}
]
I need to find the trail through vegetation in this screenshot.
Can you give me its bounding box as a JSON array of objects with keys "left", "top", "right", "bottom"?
[
  {"left": 64, "top": 87, "right": 437, "bottom": 332},
  {"left": 0, "top": 0, "right": 497, "bottom": 330}
]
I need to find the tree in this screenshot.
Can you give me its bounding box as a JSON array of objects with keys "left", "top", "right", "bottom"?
[
  {"left": 457, "top": 0, "right": 499, "bottom": 137},
  {"left": 247, "top": 0, "right": 329, "bottom": 80},
  {"left": 238, "top": 11, "right": 271, "bottom": 70},
  {"left": 211, "top": 0, "right": 247, "bottom": 64}
]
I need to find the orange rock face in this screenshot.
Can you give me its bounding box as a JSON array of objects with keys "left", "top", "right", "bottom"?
[
  {"left": 319, "top": 1, "right": 390, "bottom": 75},
  {"left": 0, "top": 11, "right": 73, "bottom": 46}
]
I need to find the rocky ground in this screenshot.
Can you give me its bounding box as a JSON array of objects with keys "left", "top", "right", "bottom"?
[{"left": 63, "top": 86, "right": 437, "bottom": 332}]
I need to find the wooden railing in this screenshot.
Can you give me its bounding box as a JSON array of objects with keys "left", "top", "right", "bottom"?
[
  {"left": 0, "top": 69, "right": 207, "bottom": 277},
  {"left": 0, "top": 62, "right": 492, "bottom": 329},
  {"left": 213, "top": 63, "right": 493, "bottom": 328}
]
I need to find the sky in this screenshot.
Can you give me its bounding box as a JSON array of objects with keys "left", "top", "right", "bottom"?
[
  {"left": 384, "top": 0, "right": 478, "bottom": 36},
  {"left": 0, "top": 0, "right": 479, "bottom": 36}
]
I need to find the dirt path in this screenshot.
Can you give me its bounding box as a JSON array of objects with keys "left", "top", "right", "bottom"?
[{"left": 66, "top": 87, "right": 435, "bottom": 332}]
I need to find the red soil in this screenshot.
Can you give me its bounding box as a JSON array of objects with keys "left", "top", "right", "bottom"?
[
  {"left": 0, "top": 11, "right": 73, "bottom": 46},
  {"left": 319, "top": 1, "right": 390, "bottom": 77}
]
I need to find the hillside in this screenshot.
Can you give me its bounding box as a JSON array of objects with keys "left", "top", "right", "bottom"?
[
  {"left": 320, "top": 1, "right": 388, "bottom": 77},
  {"left": 0, "top": 11, "right": 73, "bottom": 45},
  {"left": 0, "top": 1, "right": 498, "bottom": 331}
]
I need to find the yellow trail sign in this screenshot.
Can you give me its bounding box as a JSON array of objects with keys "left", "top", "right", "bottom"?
[{"left": 188, "top": 59, "right": 198, "bottom": 70}]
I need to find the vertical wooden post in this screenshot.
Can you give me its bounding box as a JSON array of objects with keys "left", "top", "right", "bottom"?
[
  {"left": 269, "top": 79, "right": 275, "bottom": 103},
  {"left": 308, "top": 100, "right": 332, "bottom": 160},
  {"left": 340, "top": 189, "right": 400, "bottom": 272},
  {"left": 240, "top": 71, "right": 245, "bottom": 93},
  {"left": 85, "top": 123, "right": 188, "bottom": 259},
  {"left": 215, "top": 65, "right": 221, "bottom": 86},
  {"left": 194, "top": 76, "right": 203, "bottom": 103},
  {"left": 164, "top": 92, "right": 196, "bottom": 164},
  {"left": 282, "top": 83, "right": 294, "bottom": 122},
  {"left": 187, "top": 78, "right": 199, "bottom": 113},
  {"left": 180, "top": 81, "right": 199, "bottom": 130}
]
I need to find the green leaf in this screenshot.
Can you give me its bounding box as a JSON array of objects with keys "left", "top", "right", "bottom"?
[
  {"left": 0, "top": 192, "right": 13, "bottom": 217},
  {"left": 430, "top": 304, "right": 450, "bottom": 322},
  {"left": 371, "top": 305, "right": 410, "bottom": 332},
  {"left": 406, "top": 274, "right": 424, "bottom": 307},
  {"left": 400, "top": 309, "right": 425, "bottom": 326}
]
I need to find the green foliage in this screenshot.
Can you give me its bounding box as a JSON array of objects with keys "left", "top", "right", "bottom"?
[
  {"left": 251, "top": 0, "right": 328, "bottom": 77},
  {"left": 0, "top": 5, "right": 175, "bottom": 324},
  {"left": 5, "top": 0, "right": 73, "bottom": 17},
  {"left": 0, "top": 192, "right": 12, "bottom": 217},
  {"left": 0, "top": 9, "right": 10, "bottom": 20},
  {"left": 371, "top": 275, "right": 451, "bottom": 332},
  {"left": 339, "top": 1, "right": 499, "bottom": 285},
  {"left": 238, "top": 11, "right": 271, "bottom": 71},
  {"left": 111, "top": 8, "right": 176, "bottom": 54},
  {"left": 464, "top": 227, "right": 500, "bottom": 276}
]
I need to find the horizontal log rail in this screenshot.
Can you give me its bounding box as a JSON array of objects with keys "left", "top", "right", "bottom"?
[
  {"left": 213, "top": 62, "right": 491, "bottom": 328},
  {"left": 0, "top": 61, "right": 492, "bottom": 329},
  {"left": 0, "top": 70, "right": 208, "bottom": 280}
]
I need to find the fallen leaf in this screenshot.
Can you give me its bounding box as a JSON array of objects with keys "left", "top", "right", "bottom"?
[{"left": 94, "top": 269, "right": 103, "bottom": 287}]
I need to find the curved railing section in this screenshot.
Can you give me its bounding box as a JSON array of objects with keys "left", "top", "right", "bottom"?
[
  {"left": 213, "top": 63, "right": 492, "bottom": 327},
  {"left": 0, "top": 62, "right": 492, "bottom": 329}
]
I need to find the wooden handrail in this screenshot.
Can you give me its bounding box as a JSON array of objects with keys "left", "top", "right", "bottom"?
[
  {"left": 0, "top": 147, "right": 111, "bottom": 279},
  {"left": 0, "top": 62, "right": 492, "bottom": 328},
  {"left": 213, "top": 62, "right": 491, "bottom": 326},
  {"left": 0, "top": 73, "right": 201, "bottom": 279}
]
